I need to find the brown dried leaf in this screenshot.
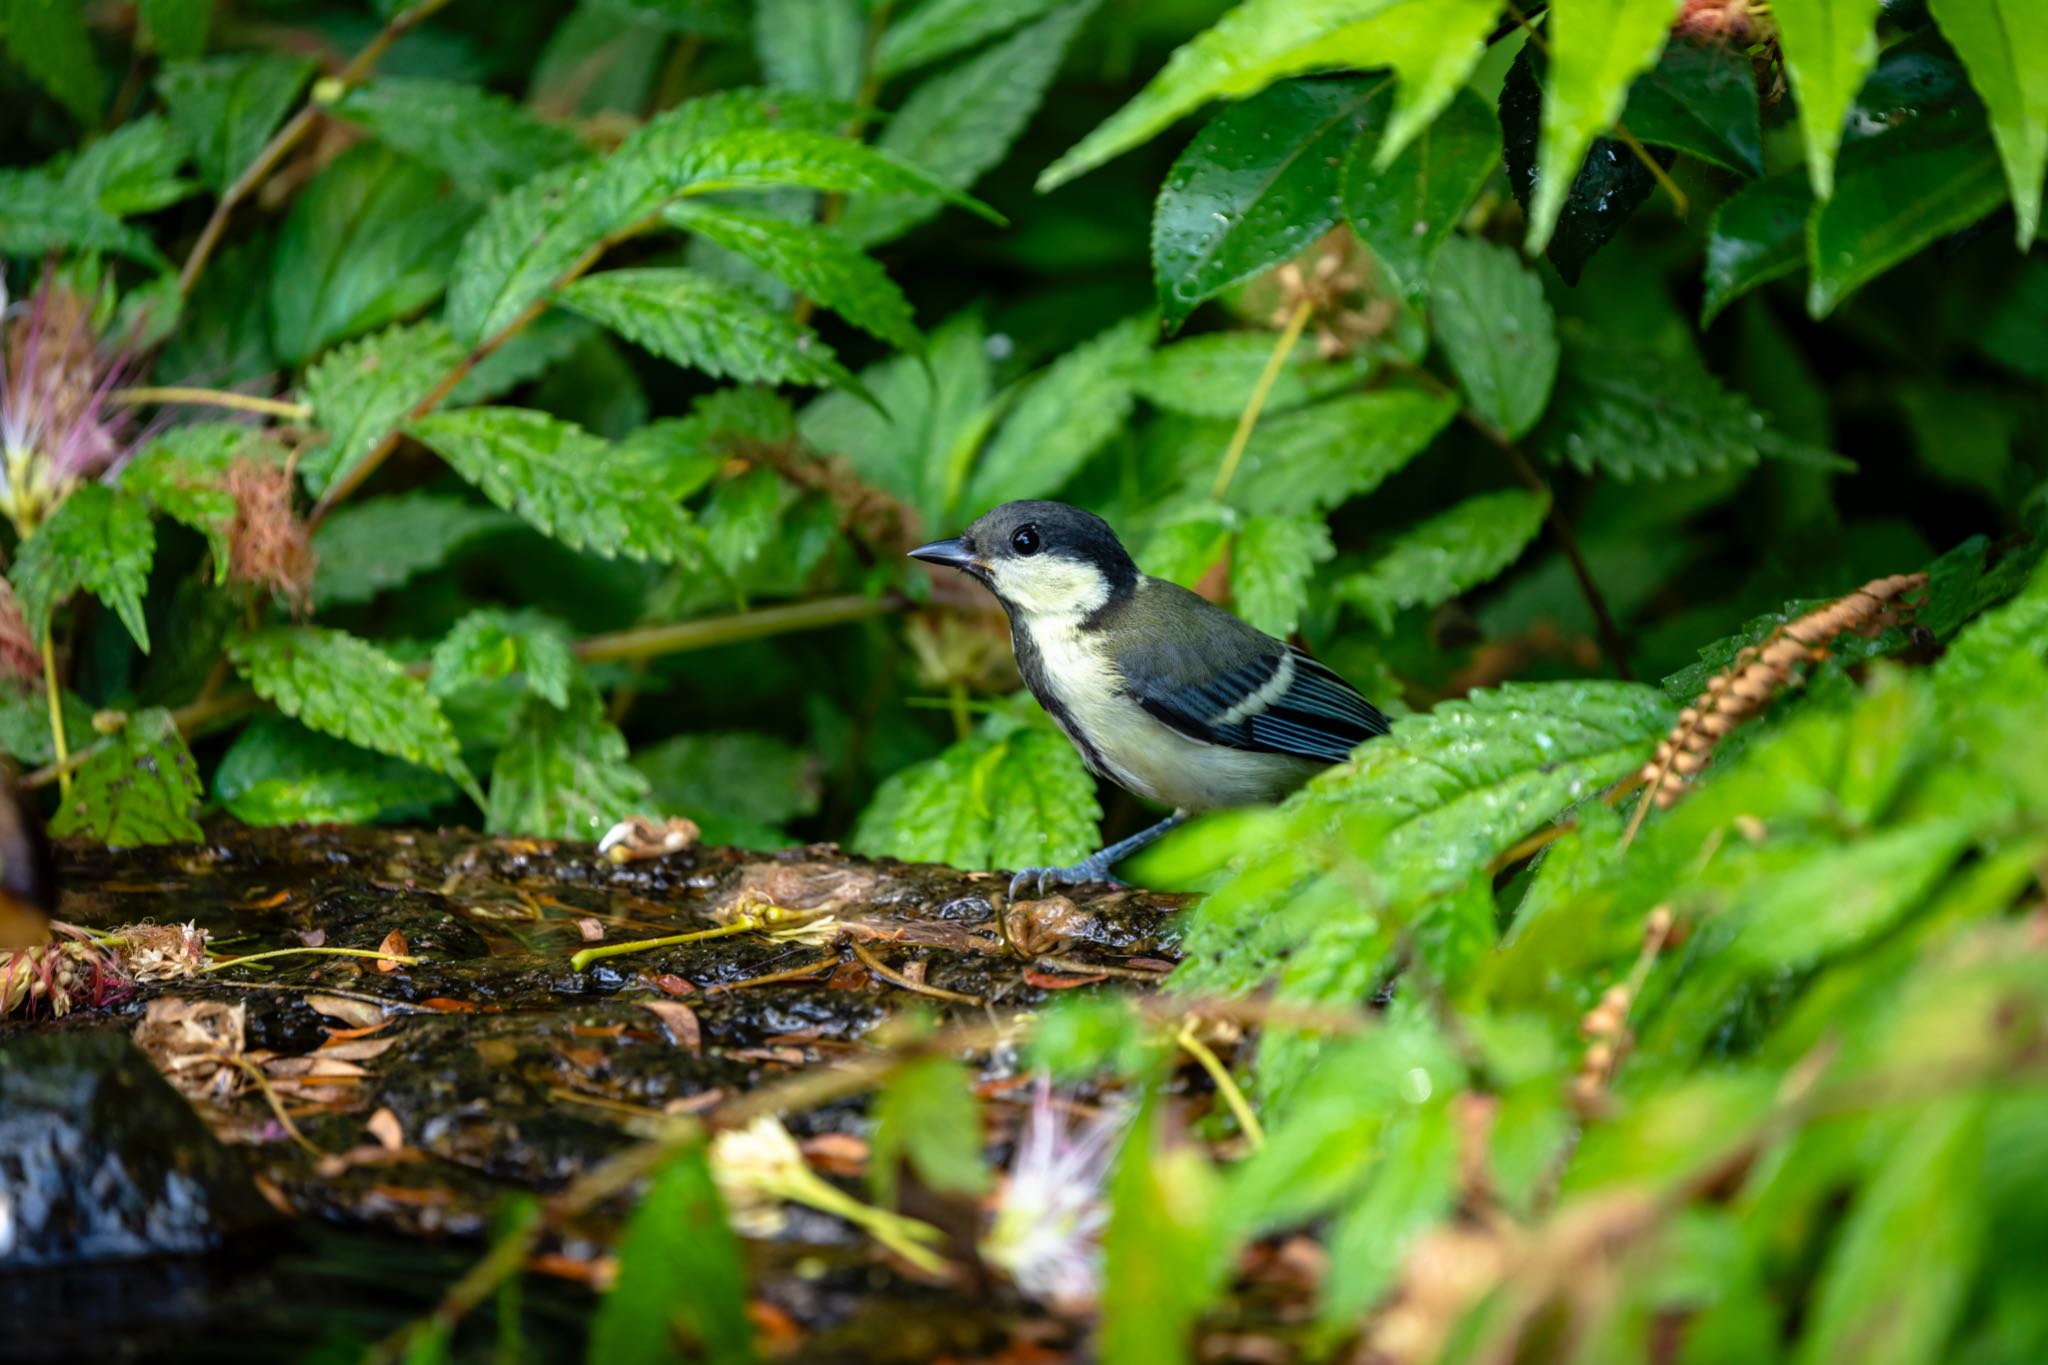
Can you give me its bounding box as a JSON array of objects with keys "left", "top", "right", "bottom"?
[
  {"left": 304, "top": 992, "right": 386, "bottom": 1028},
  {"left": 637, "top": 999, "right": 702, "bottom": 1053},
  {"left": 374, "top": 929, "right": 408, "bottom": 972},
  {"left": 316, "top": 1034, "right": 399, "bottom": 1062},
  {"left": 366, "top": 1107, "right": 404, "bottom": 1151},
  {"left": 133, "top": 996, "right": 247, "bottom": 1100}
]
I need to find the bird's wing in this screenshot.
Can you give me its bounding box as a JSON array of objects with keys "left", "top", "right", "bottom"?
[{"left": 1124, "top": 643, "right": 1390, "bottom": 763}]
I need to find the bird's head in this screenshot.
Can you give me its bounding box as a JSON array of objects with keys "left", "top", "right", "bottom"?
[{"left": 909, "top": 500, "right": 1138, "bottom": 619}]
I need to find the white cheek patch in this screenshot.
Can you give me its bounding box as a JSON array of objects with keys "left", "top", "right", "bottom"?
[{"left": 989, "top": 556, "right": 1110, "bottom": 618}]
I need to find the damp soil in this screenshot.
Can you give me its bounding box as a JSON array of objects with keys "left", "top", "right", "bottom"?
[{"left": 0, "top": 824, "right": 1196, "bottom": 1362}]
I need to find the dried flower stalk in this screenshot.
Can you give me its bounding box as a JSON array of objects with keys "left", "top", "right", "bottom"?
[{"left": 1623, "top": 571, "right": 1928, "bottom": 845}]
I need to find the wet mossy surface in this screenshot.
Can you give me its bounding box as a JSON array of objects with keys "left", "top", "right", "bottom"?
[{"left": 3, "top": 823, "right": 1191, "bottom": 1360}]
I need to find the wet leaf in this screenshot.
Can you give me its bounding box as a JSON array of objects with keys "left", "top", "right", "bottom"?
[
  {"left": 47, "top": 708, "right": 202, "bottom": 846},
  {"left": 1334, "top": 488, "right": 1550, "bottom": 631},
  {"left": 156, "top": 52, "right": 313, "bottom": 191},
  {"left": 753, "top": 0, "right": 862, "bottom": 99},
  {"left": 310, "top": 491, "right": 514, "bottom": 608},
  {"left": 428, "top": 609, "right": 577, "bottom": 709},
  {"left": 299, "top": 319, "right": 467, "bottom": 498},
  {"left": 1341, "top": 89, "right": 1499, "bottom": 302},
  {"left": 559, "top": 267, "right": 863, "bottom": 394},
  {"left": 486, "top": 680, "right": 651, "bottom": 841},
  {"left": 871, "top": 1057, "right": 988, "bottom": 1204},
  {"left": 1622, "top": 37, "right": 1764, "bottom": 175},
  {"left": 1430, "top": 235, "right": 1559, "bottom": 440},
  {"left": 213, "top": 715, "right": 455, "bottom": 826},
  {"left": 637, "top": 1000, "right": 702, "bottom": 1052},
  {"left": 1928, "top": 0, "right": 2048, "bottom": 247},
  {"left": 1133, "top": 330, "right": 1359, "bottom": 419},
  {"left": 1231, "top": 512, "right": 1334, "bottom": 637},
  {"left": 2, "top": 0, "right": 107, "bottom": 122},
  {"left": 967, "top": 314, "right": 1152, "bottom": 510},
  {"left": 1700, "top": 172, "right": 1812, "bottom": 325},
  {"left": 1773, "top": 0, "right": 1884, "bottom": 197}
]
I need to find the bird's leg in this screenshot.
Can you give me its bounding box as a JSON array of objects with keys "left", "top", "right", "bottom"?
[{"left": 1008, "top": 810, "right": 1189, "bottom": 902}]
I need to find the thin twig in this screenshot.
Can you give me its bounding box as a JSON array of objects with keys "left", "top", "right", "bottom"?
[
  {"left": 569, "top": 909, "right": 836, "bottom": 973},
  {"left": 850, "top": 938, "right": 984, "bottom": 1006},
  {"left": 22, "top": 686, "right": 259, "bottom": 791},
  {"left": 573, "top": 594, "right": 905, "bottom": 665},
  {"left": 201, "top": 946, "right": 420, "bottom": 972},
  {"left": 176, "top": 0, "right": 457, "bottom": 297},
  {"left": 222, "top": 1054, "right": 321, "bottom": 1154},
  {"left": 1212, "top": 298, "right": 1314, "bottom": 501},
  {"left": 702, "top": 953, "right": 843, "bottom": 993},
  {"left": 110, "top": 386, "right": 312, "bottom": 421},
  {"left": 1176, "top": 1022, "right": 1266, "bottom": 1149}
]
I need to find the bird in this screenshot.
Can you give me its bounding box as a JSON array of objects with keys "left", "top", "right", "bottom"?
[{"left": 909, "top": 500, "right": 1389, "bottom": 900}]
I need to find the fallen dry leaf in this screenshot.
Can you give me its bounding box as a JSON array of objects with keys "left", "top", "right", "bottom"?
[
  {"left": 366, "top": 1107, "right": 404, "bottom": 1151},
  {"left": 648, "top": 973, "right": 694, "bottom": 996},
  {"left": 1022, "top": 968, "right": 1108, "bottom": 989},
  {"left": 304, "top": 992, "right": 386, "bottom": 1028},
  {"left": 133, "top": 997, "right": 247, "bottom": 1100},
  {"left": 297, "top": 927, "right": 327, "bottom": 948},
  {"left": 316, "top": 1034, "right": 400, "bottom": 1062},
  {"left": 374, "top": 929, "right": 409, "bottom": 972},
  {"left": 637, "top": 999, "right": 702, "bottom": 1053}
]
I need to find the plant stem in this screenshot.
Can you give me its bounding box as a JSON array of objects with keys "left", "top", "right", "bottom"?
[
  {"left": 1212, "top": 298, "right": 1314, "bottom": 501},
  {"left": 22, "top": 685, "right": 260, "bottom": 791},
  {"left": 109, "top": 386, "right": 312, "bottom": 421},
  {"left": 571, "top": 593, "right": 905, "bottom": 665},
  {"left": 1177, "top": 1022, "right": 1266, "bottom": 1150},
  {"left": 200, "top": 946, "right": 421, "bottom": 971},
  {"left": 175, "top": 0, "right": 456, "bottom": 298},
  {"left": 40, "top": 636, "right": 70, "bottom": 800},
  {"left": 569, "top": 910, "right": 834, "bottom": 973},
  {"left": 850, "top": 938, "right": 983, "bottom": 1006}
]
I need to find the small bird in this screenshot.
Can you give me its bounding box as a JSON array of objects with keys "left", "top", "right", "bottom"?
[{"left": 910, "top": 500, "right": 1389, "bottom": 899}]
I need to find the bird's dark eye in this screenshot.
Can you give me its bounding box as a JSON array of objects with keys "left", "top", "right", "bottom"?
[{"left": 1011, "top": 525, "right": 1041, "bottom": 556}]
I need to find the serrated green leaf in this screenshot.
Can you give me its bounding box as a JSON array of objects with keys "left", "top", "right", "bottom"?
[
  {"left": 1231, "top": 512, "right": 1334, "bottom": 637},
  {"left": 407, "top": 407, "right": 696, "bottom": 563},
  {"left": 1165, "top": 390, "right": 1459, "bottom": 517},
  {"left": 967, "top": 314, "right": 1151, "bottom": 510},
  {"left": 311, "top": 491, "right": 512, "bottom": 608},
  {"left": 559, "top": 266, "right": 861, "bottom": 393},
  {"left": 1928, "top": 0, "right": 2048, "bottom": 247},
  {"left": 0, "top": 167, "right": 164, "bottom": 265},
  {"left": 1, "top": 0, "right": 105, "bottom": 122},
  {"left": 1319, "top": 1099, "right": 1458, "bottom": 1325},
  {"left": 1039, "top": 0, "right": 1418, "bottom": 192},
  {"left": 753, "top": 0, "right": 862, "bottom": 99},
  {"left": 328, "top": 77, "right": 590, "bottom": 200},
  {"left": 213, "top": 715, "right": 454, "bottom": 826},
  {"left": 228, "top": 626, "right": 477, "bottom": 798},
  {"left": 1133, "top": 330, "right": 1360, "bottom": 420},
  {"left": 61, "top": 115, "right": 200, "bottom": 217},
  {"left": 873, "top": 1056, "right": 990, "bottom": 1213},
  {"left": 430, "top": 609, "right": 576, "bottom": 709},
  {"left": 841, "top": 1, "right": 1092, "bottom": 247},
  {"left": 1621, "top": 38, "right": 1764, "bottom": 175},
  {"left": 587, "top": 1143, "right": 753, "bottom": 1365},
  {"left": 1430, "top": 235, "right": 1559, "bottom": 440},
  {"left": 877, "top": 0, "right": 1070, "bottom": 76},
  {"left": 851, "top": 711, "right": 1100, "bottom": 872},
  {"left": 586, "top": 0, "right": 747, "bottom": 36},
  {"left": 1526, "top": 0, "right": 1679, "bottom": 254},
  {"left": 48, "top": 707, "right": 203, "bottom": 846},
  {"left": 634, "top": 730, "right": 819, "bottom": 848},
  {"left": 1334, "top": 488, "right": 1550, "bottom": 631},
  {"left": 121, "top": 432, "right": 245, "bottom": 582},
  {"left": 1138, "top": 506, "right": 1234, "bottom": 587},
  {"left": 137, "top": 0, "right": 210, "bottom": 60},
  {"left": 0, "top": 684, "right": 94, "bottom": 767},
  {"left": 14, "top": 485, "right": 155, "bottom": 652},
  {"left": 156, "top": 52, "right": 314, "bottom": 193},
  {"left": 665, "top": 202, "right": 920, "bottom": 353},
  {"left": 270, "top": 145, "right": 474, "bottom": 366},
  {"left": 486, "top": 679, "right": 650, "bottom": 840},
  {"left": 1807, "top": 114, "right": 2009, "bottom": 318},
  {"left": 447, "top": 312, "right": 596, "bottom": 408},
  {"left": 1153, "top": 76, "right": 1387, "bottom": 329},
  {"left": 1341, "top": 88, "right": 1499, "bottom": 303},
  {"left": 1294, "top": 0, "right": 1502, "bottom": 164},
  {"left": 1102, "top": 1097, "right": 1226, "bottom": 1365},
  {"left": 299, "top": 320, "right": 466, "bottom": 497},
  {"left": 1700, "top": 171, "right": 1812, "bottom": 325},
  {"left": 1773, "top": 0, "right": 1884, "bottom": 199}
]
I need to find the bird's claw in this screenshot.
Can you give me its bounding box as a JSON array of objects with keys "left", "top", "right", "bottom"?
[{"left": 1006, "top": 858, "right": 1125, "bottom": 902}]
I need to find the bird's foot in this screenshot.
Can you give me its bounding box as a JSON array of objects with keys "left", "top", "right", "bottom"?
[{"left": 1007, "top": 855, "right": 1125, "bottom": 902}]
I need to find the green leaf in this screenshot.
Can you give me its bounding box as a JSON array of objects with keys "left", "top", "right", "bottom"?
[
  {"left": 1797, "top": 1102, "right": 1985, "bottom": 1365},
  {"left": 486, "top": 679, "right": 650, "bottom": 841},
  {"left": 1303, "top": 0, "right": 1502, "bottom": 165},
  {"left": 227, "top": 626, "right": 477, "bottom": 798},
  {"left": 137, "top": 0, "right": 210, "bottom": 60},
  {"left": 1229, "top": 513, "right": 1334, "bottom": 637},
  {"left": 871, "top": 1058, "right": 990, "bottom": 1205},
  {"left": 310, "top": 491, "right": 513, "bottom": 608},
  {"left": 967, "top": 314, "right": 1152, "bottom": 510},
  {"left": 298, "top": 320, "right": 466, "bottom": 498},
  {"left": 1773, "top": 0, "right": 1884, "bottom": 199},
  {"left": 1429, "top": 235, "right": 1560, "bottom": 440},
  {"left": 1621, "top": 36, "right": 1764, "bottom": 175},
  {"left": 1165, "top": 390, "right": 1459, "bottom": 517},
  {"left": 429, "top": 609, "right": 576, "bottom": 709},
  {"left": 587, "top": 1143, "right": 754, "bottom": 1365},
  {"left": 753, "top": 0, "right": 862, "bottom": 99},
  {"left": 1726, "top": 821, "right": 1972, "bottom": 971},
  {"left": 61, "top": 115, "right": 200, "bottom": 217},
  {"left": 841, "top": 1, "right": 1093, "bottom": 247},
  {"left": 1526, "top": 0, "right": 1679, "bottom": 254},
  {"left": 327, "top": 77, "right": 590, "bottom": 201},
  {"left": 1, "top": 0, "right": 105, "bottom": 122},
  {"left": 851, "top": 710, "right": 1100, "bottom": 872},
  {"left": 879, "top": 0, "right": 1069, "bottom": 75},
  {"left": 1320, "top": 1100, "right": 1458, "bottom": 1325},
  {"left": 635, "top": 730, "right": 820, "bottom": 847},
  {"left": 1133, "top": 330, "right": 1360, "bottom": 419},
  {"left": 1701, "top": 172, "right": 1812, "bottom": 325},
  {"left": 47, "top": 708, "right": 203, "bottom": 846},
  {"left": 1928, "top": 0, "right": 2048, "bottom": 247},
  {"left": 1334, "top": 489, "right": 1552, "bottom": 631},
  {"left": 1101, "top": 1096, "right": 1226, "bottom": 1365},
  {"left": 157, "top": 53, "right": 314, "bottom": 192},
  {"left": 586, "top": 0, "right": 747, "bottom": 37},
  {"left": 0, "top": 167, "right": 163, "bottom": 265},
  {"left": 407, "top": 407, "right": 697, "bottom": 563},
  {"left": 1138, "top": 507, "right": 1233, "bottom": 588},
  {"left": 665, "top": 202, "right": 919, "bottom": 353},
  {"left": 13, "top": 485, "right": 155, "bottom": 652},
  {"left": 1806, "top": 115, "right": 2010, "bottom": 318},
  {"left": 558, "top": 267, "right": 862, "bottom": 393},
  {"left": 1340, "top": 88, "right": 1499, "bottom": 303},
  {"left": 0, "top": 684, "right": 93, "bottom": 766},
  {"left": 269, "top": 145, "right": 474, "bottom": 365},
  {"left": 703, "top": 468, "right": 793, "bottom": 583},
  {"left": 1540, "top": 336, "right": 1840, "bottom": 480},
  {"left": 120, "top": 424, "right": 263, "bottom": 581},
  {"left": 1153, "top": 76, "right": 1386, "bottom": 329},
  {"left": 213, "top": 715, "right": 454, "bottom": 826}
]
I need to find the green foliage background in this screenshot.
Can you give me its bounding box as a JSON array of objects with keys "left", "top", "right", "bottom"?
[{"left": 3, "top": 0, "right": 2048, "bottom": 1360}]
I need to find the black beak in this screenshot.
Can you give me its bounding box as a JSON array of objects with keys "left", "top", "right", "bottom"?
[{"left": 907, "top": 537, "right": 978, "bottom": 573}]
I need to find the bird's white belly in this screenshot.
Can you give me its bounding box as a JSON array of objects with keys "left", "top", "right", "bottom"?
[{"left": 1023, "top": 614, "right": 1316, "bottom": 811}]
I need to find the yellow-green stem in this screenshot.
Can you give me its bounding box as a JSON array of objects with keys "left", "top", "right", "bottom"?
[
  {"left": 570, "top": 909, "right": 833, "bottom": 973},
  {"left": 109, "top": 386, "right": 311, "bottom": 421},
  {"left": 40, "top": 636, "right": 69, "bottom": 800},
  {"left": 1177, "top": 1021, "right": 1266, "bottom": 1150},
  {"left": 200, "top": 946, "right": 420, "bottom": 972},
  {"left": 1211, "top": 298, "right": 1314, "bottom": 501}
]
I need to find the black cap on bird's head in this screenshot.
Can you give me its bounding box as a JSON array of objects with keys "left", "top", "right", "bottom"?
[{"left": 909, "top": 501, "right": 1138, "bottom": 616}]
